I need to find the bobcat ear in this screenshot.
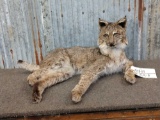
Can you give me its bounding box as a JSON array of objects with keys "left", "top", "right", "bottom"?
[
  {"left": 116, "top": 16, "right": 127, "bottom": 28},
  {"left": 99, "top": 18, "right": 108, "bottom": 28}
]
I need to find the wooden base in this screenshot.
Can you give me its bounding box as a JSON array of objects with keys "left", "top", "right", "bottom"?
[{"left": 14, "top": 109, "right": 160, "bottom": 120}]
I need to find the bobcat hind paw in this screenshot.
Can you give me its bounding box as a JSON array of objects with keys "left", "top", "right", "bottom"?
[
  {"left": 32, "top": 92, "right": 42, "bottom": 103},
  {"left": 32, "top": 83, "right": 42, "bottom": 103}
]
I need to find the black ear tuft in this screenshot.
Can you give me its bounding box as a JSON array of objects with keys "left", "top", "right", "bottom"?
[
  {"left": 118, "top": 22, "right": 126, "bottom": 28},
  {"left": 99, "top": 18, "right": 107, "bottom": 28},
  {"left": 99, "top": 22, "right": 106, "bottom": 27},
  {"left": 18, "top": 60, "right": 23, "bottom": 63},
  {"left": 117, "top": 16, "right": 127, "bottom": 28}
]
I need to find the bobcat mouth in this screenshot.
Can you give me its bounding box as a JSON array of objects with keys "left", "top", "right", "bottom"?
[
  {"left": 107, "top": 43, "right": 116, "bottom": 48},
  {"left": 109, "top": 43, "right": 115, "bottom": 47}
]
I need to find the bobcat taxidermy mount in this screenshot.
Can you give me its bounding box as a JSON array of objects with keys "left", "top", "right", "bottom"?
[{"left": 18, "top": 16, "right": 136, "bottom": 103}]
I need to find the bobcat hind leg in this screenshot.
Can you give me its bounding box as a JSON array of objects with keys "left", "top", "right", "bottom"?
[
  {"left": 27, "top": 68, "right": 48, "bottom": 86},
  {"left": 32, "top": 67, "right": 75, "bottom": 103}
]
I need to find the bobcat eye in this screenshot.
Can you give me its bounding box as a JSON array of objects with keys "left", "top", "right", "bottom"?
[
  {"left": 103, "top": 34, "right": 108, "bottom": 37},
  {"left": 113, "top": 33, "right": 120, "bottom": 35},
  {"left": 113, "top": 33, "right": 121, "bottom": 38}
]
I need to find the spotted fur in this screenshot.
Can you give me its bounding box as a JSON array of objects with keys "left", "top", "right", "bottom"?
[{"left": 18, "top": 16, "right": 136, "bottom": 103}]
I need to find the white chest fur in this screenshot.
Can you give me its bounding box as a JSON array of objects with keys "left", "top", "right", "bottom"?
[{"left": 104, "top": 48, "right": 127, "bottom": 75}]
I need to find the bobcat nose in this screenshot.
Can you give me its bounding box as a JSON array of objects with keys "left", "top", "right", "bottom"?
[{"left": 109, "top": 43, "right": 115, "bottom": 47}]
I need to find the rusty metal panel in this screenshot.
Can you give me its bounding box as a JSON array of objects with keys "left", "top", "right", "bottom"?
[
  {"left": 0, "top": 0, "right": 160, "bottom": 69},
  {"left": 147, "top": 0, "right": 160, "bottom": 59},
  {"left": 0, "top": 0, "right": 13, "bottom": 68}
]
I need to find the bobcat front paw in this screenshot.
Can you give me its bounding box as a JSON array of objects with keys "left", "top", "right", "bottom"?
[
  {"left": 124, "top": 69, "right": 136, "bottom": 84},
  {"left": 72, "top": 89, "right": 82, "bottom": 103}
]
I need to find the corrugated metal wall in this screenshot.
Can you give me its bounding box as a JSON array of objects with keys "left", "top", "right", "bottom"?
[{"left": 0, "top": 0, "right": 160, "bottom": 69}]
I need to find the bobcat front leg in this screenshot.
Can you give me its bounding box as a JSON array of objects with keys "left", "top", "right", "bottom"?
[
  {"left": 124, "top": 60, "right": 136, "bottom": 84},
  {"left": 72, "top": 60, "right": 106, "bottom": 103}
]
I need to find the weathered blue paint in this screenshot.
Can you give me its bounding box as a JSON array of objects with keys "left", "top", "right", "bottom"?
[{"left": 0, "top": 0, "right": 160, "bottom": 69}]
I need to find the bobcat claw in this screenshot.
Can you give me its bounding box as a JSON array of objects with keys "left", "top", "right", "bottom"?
[{"left": 125, "top": 77, "right": 136, "bottom": 84}]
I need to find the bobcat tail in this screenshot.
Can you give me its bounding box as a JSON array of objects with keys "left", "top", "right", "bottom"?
[{"left": 17, "top": 60, "right": 40, "bottom": 72}]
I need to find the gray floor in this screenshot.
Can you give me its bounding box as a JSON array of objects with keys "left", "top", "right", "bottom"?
[{"left": 0, "top": 60, "right": 160, "bottom": 118}]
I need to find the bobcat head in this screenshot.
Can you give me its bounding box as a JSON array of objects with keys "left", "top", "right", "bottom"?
[{"left": 98, "top": 16, "right": 128, "bottom": 55}]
